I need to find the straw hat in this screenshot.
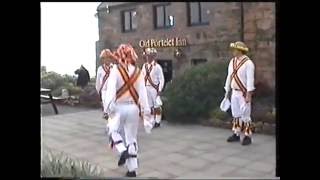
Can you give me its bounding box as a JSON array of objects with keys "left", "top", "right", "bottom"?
[{"left": 230, "top": 41, "right": 249, "bottom": 52}]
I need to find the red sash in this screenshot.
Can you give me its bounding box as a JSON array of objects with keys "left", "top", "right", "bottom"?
[
  {"left": 231, "top": 57, "right": 249, "bottom": 97},
  {"left": 116, "top": 64, "right": 141, "bottom": 106},
  {"left": 144, "top": 63, "right": 159, "bottom": 92},
  {"left": 99, "top": 64, "right": 112, "bottom": 98}
]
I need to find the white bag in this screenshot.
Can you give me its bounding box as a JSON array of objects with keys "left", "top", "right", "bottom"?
[
  {"left": 155, "top": 96, "right": 163, "bottom": 106},
  {"left": 220, "top": 97, "right": 231, "bottom": 112}
]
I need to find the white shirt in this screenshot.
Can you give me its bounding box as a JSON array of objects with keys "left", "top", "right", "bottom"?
[
  {"left": 141, "top": 61, "right": 165, "bottom": 92},
  {"left": 103, "top": 64, "right": 150, "bottom": 116},
  {"left": 95, "top": 64, "right": 113, "bottom": 93},
  {"left": 224, "top": 55, "right": 255, "bottom": 92},
  {"left": 96, "top": 64, "right": 113, "bottom": 104}
]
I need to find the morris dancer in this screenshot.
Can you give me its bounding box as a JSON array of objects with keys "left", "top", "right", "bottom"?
[
  {"left": 141, "top": 48, "right": 165, "bottom": 128},
  {"left": 103, "top": 44, "right": 152, "bottom": 177},
  {"left": 224, "top": 41, "right": 255, "bottom": 146}
]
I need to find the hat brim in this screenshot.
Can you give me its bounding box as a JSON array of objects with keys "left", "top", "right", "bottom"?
[{"left": 230, "top": 43, "right": 249, "bottom": 52}]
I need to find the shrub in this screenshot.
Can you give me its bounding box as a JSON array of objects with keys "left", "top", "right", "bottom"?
[
  {"left": 51, "top": 83, "right": 84, "bottom": 97},
  {"left": 209, "top": 107, "right": 230, "bottom": 121},
  {"left": 41, "top": 67, "right": 84, "bottom": 97},
  {"left": 41, "top": 147, "right": 104, "bottom": 178},
  {"left": 63, "top": 74, "right": 77, "bottom": 85},
  {"left": 41, "top": 71, "right": 66, "bottom": 91},
  {"left": 163, "top": 62, "right": 227, "bottom": 123},
  {"left": 79, "top": 85, "right": 101, "bottom": 108},
  {"left": 163, "top": 61, "right": 275, "bottom": 126}
]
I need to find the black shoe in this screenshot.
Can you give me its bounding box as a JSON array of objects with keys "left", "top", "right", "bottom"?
[
  {"left": 227, "top": 134, "right": 240, "bottom": 142},
  {"left": 118, "top": 150, "right": 129, "bottom": 166},
  {"left": 126, "top": 171, "right": 137, "bottom": 177},
  {"left": 154, "top": 122, "right": 160, "bottom": 128},
  {"left": 242, "top": 136, "right": 252, "bottom": 146}
]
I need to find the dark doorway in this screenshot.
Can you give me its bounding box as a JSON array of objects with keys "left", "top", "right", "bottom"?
[{"left": 156, "top": 59, "right": 172, "bottom": 91}]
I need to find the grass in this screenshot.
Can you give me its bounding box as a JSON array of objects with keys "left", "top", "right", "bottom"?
[{"left": 41, "top": 147, "right": 104, "bottom": 178}]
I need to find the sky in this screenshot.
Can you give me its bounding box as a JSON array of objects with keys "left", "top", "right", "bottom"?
[{"left": 41, "top": 2, "right": 101, "bottom": 77}]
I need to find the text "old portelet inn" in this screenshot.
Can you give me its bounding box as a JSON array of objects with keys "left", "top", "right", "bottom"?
[{"left": 95, "top": 2, "right": 275, "bottom": 89}]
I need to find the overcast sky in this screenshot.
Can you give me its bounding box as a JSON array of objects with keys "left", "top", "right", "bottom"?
[{"left": 41, "top": 2, "right": 100, "bottom": 77}]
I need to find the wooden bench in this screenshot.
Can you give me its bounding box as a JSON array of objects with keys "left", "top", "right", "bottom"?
[
  {"left": 41, "top": 88, "right": 59, "bottom": 114},
  {"left": 41, "top": 95, "right": 65, "bottom": 101}
]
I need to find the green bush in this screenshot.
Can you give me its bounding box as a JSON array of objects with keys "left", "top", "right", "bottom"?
[
  {"left": 163, "top": 62, "right": 227, "bottom": 123},
  {"left": 41, "top": 71, "right": 66, "bottom": 91},
  {"left": 163, "top": 62, "right": 275, "bottom": 126},
  {"left": 41, "top": 147, "right": 104, "bottom": 178},
  {"left": 63, "top": 74, "right": 76, "bottom": 85},
  {"left": 41, "top": 66, "right": 84, "bottom": 97},
  {"left": 209, "top": 107, "right": 229, "bottom": 121},
  {"left": 51, "top": 83, "right": 83, "bottom": 97}
]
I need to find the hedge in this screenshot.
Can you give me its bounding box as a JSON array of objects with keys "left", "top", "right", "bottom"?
[
  {"left": 163, "top": 62, "right": 227, "bottom": 124},
  {"left": 163, "top": 62, "right": 275, "bottom": 125}
]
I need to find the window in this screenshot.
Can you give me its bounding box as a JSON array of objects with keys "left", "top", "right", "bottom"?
[
  {"left": 191, "top": 59, "right": 207, "bottom": 65},
  {"left": 122, "top": 9, "right": 137, "bottom": 32},
  {"left": 154, "top": 4, "right": 174, "bottom": 29},
  {"left": 187, "top": 2, "right": 209, "bottom": 26}
]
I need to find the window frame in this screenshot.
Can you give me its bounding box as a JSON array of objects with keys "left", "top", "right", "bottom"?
[
  {"left": 121, "top": 9, "right": 137, "bottom": 33},
  {"left": 153, "top": 3, "right": 174, "bottom": 30},
  {"left": 187, "top": 2, "right": 209, "bottom": 27},
  {"left": 191, "top": 58, "right": 208, "bottom": 66}
]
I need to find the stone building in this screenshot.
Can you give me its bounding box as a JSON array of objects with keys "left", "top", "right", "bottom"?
[{"left": 95, "top": 2, "right": 275, "bottom": 89}]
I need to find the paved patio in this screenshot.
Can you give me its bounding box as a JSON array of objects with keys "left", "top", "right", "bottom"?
[{"left": 41, "top": 109, "right": 277, "bottom": 179}]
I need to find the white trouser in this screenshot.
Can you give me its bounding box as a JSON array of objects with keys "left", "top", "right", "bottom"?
[
  {"left": 107, "top": 103, "right": 140, "bottom": 172},
  {"left": 105, "top": 119, "right": 125, "bottom": 145},
  {"left": 146, "top": 86, "right": 162, "bottom": 124},
  {"left": 231, "top": 90, "right": 252, "bottom": 136}
]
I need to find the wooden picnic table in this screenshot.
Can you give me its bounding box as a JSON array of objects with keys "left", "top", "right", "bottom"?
[{"left": 41, "top": 88, "right": 59, "bottom": 114}]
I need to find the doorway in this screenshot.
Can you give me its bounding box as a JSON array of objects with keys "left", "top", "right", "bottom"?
[{"left": 156, "top": 59, "right": 172, "bottom": 91}]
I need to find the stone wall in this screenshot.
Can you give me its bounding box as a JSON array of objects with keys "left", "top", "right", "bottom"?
[
  {"left": 243, "top": 2, "right": 276, "bottom": 89},
  {"left": 97, "top": 2, "right": 241, "bottom": 65},
  {"left": 96, "top": 2, "right": 276, "bottom": 90}
]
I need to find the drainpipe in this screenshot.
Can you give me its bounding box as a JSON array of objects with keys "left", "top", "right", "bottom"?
[{"left": 240, "top": 2, "right": 244, "bottom": 42}]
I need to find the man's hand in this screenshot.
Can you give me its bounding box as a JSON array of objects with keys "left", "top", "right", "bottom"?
[
  {"left": 225, "top": 91, "right": 231, "bottom": 99},
  {"left": 157, "top": 91, "right": 162, "bottom": 96},
  {"left": 143, "top": 114, "right": 153, "bottom": 134},
  {"left": 144, "top": 120, "right": 153, "bottom": 134},
  {"left": 245, "top": 91, "right": 253, "bottom": 103}
]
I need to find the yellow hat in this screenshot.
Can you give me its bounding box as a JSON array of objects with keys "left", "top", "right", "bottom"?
[
  {"left": 100, "top": 49, "right": 112, "bottom": 58},
  {"left": 230, "top": 41, "right": 249, "bottom": 52}
]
